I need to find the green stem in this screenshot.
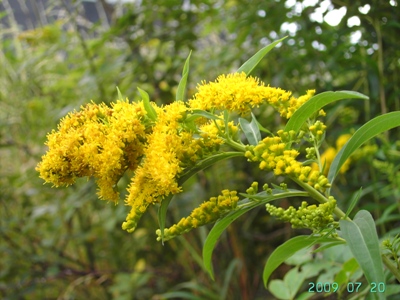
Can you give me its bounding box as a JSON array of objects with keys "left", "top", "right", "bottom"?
[
  {"left": 225, "top": 138, "right": 246, "bottom": 152},
  {"left": 382, "top": 254, "right": 400, "bottom": 282},
  {"left": 291, "top": 177, "right": 348, "bottom": 220}
]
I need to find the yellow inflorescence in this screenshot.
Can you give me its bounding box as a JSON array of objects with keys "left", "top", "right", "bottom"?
[
  {"left": 189, "top": 72, "right": 315, "bottom": 118},
  {"left": 245, "top": 130, "right": 331, "bottom": 192},
  {"left": 36, "top": 100, "right": 146, "bottom": 202},
  {"left": 37, "top": 70, "right": 327, "bottom": 239},
  {"left": 123, "top": 102, "right": 189, "bottom": 232},
  {"left": 156, "top": 190, "right": 239, "bottom": 241}
]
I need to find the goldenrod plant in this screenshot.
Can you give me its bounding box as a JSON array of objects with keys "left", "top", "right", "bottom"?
[{"left": 37, "top": 38, "right": 400, "bottom": 299}]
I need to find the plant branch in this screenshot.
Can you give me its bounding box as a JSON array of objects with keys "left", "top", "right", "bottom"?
[
  {"left": 290, "top": 177, "right": 348, "bottom": 220},
  {"left": 382, "top": 254, "right": 400, "bottom": 282}
]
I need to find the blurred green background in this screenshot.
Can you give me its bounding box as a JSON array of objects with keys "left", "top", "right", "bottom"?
[{"left": 1, "top": 0, "right": 399, "bottom": 299}]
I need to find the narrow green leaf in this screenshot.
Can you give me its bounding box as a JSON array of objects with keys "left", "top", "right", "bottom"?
[
  {"left": 116, "top": 86, "right": 123, "bottom": 100},
  {"left": 203, "top": 190, "right": 309, "bottom": 280},
  {"left": 223, "top": 109, "right": 229, "bottom": 135},
  {"left": 179, "top": 152, "right": 243, "bottom": 184},
  {"left": 220, "top": 259, "right": 241, "bottom": 300},
  {"left": 158, "top": 291, "right": 204, "bottom": 300},
  {"left": 138, "top": 87, "right": 157, "bottom": 121},
  {"left": 239, "top": 115, "right": 261, "bottom": 145},
  {"left": 185, "top": 109, "right": 222, "bottom": 123},
  {"left": 328, "top": 111, "right": 400, "bottom": 183},
  {"left": 176, "top": 50, "right": 192, "bottom": 101},
  {"left": 345, "top": 188, "right": 363, "bottom": 218},
  {"left": 237, "top": 37, "right": 287, "bottom": 75},
  {"left": 254, "top": 112, "right": 273, "bottom": 135},
  {"left": 158, "top": 194, "right": 173, "bottom": 245},
  {"left": 312, "top": 241, "right": 346, "bottom": 253},
  {"left": 340, "top": 210, "right": 385, "bottom": 300},
  {"left": 262, "top": 235, "right": 339, "bottom": 287},
  {"left": 284, "top": 91, "right": 368, "bottom": 134}
]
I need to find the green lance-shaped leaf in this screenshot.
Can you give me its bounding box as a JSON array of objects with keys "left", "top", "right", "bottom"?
[
  {"left": 239, "top": 113, "right": 261, "bottom": 145},
  {"left": 137, "top": 87, "right": 157, "bottom": 121},
  {"left": 284, "top": 91, "right": 369, "bottom": 134},
  {"left": 328, "top": 111, "right": 400, "bottom": 184},
  {"left": 185, "top": 109, "right": 222, "bottom": 123},
  {"left": 263, "top": 235, "right": 340, "bottom": 287},
  {"left": 340, "top": 210, "right": 385, "bottom": 300},
  {"left": 176, "top": 50, "right": 192, "bottom": 101},
  {"left": 345, "top": 188, "right": 363, "bottom": 219},
  {"left": 237, "top": 37, "right": 287, "bottom": 75},
  {"left": 203, "top": 189, "right": 308, "bottom": 280},
  {"left": 158, "top": 152, "right": 243, "bottom": 244},
  {"left": 116, "top": 86, "right": 123, "bottom": 101}
]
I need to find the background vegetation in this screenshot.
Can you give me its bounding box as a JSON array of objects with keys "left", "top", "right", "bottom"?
[{"left": 0, "top": 0, "right": 399, "bottom": 299}]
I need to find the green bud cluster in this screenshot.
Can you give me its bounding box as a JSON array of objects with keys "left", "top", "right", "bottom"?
[
  {"left": 246, "top": 181, "right": 259, "bottom": 195},
  {"left": 277, "top": 129, "right": 299, "bottom": 144},
  {"left": 263, "top": 183, "right": 272, "bottom": 194},
  {"left": 382, "top": 235, "right": 400, "bottom": 270},
  {"left": 306, "top": 147, "right": 316, "bottom": 159},
  {"left": 279, "top": 182, "right": 288, "bottom": 190},
  {"left": 156, "top": 190, "right": 239, "bottom": 241},
  {"left": 266, "top": 196, "right": 337, "bottom": 232},
  {"left": 308, "top": 120, "right": 327, "bottom": 142}
]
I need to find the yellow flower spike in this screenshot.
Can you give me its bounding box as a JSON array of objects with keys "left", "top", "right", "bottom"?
[
  {"left": 124, "top": 100, "right": 230, "bottom": 232},
  {"left": 156, "top": 190, "right": 239, "bottom": 241},
  {"left": 189, "top": 72, "right": 309, "bottom": 118}
]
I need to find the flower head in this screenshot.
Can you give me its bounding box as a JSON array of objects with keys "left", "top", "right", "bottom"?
[
  {"left": 189, "top": 72, "right": 314, "bottom": 119},
  {"left": 36, "top": 100, "right": 146, "bottom": 202}
]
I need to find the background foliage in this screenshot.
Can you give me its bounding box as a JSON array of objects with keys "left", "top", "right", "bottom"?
[{"left": 0, "top": 0, "right": 399, "bottom": 299}]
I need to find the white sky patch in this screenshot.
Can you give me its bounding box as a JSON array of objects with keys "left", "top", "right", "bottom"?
[
  {"left": 358, "top": 4, "right": 371, "bottom": 14},
  {"left": 347, "top": 16, "right": 361, "bottom": 27},
  {"left": 285, "top": 0, "right": 297, "bottom": 8},
  {"left": 302, "top": 0, "right": 319, "bottom": 7},
  {"left": 389, "top": 0, "right": 397, "bottom": 6},
  {"left": 312, "top": 40, "right": 327, "bottom": 51},
  {"left": 350, "top": 30, "right": 362, "bottom": 44},
  {"left": 280, "top": 22, "right": 299, "bottom": 36},
  {"left": 324, "top": 6, "right": 347, "bottom": 26},
  {"left": 257, "top": 10, "right": 266, "bottom": 17},
  {"left": 309, "top": 0, "right": 333, "bottom": 23}
]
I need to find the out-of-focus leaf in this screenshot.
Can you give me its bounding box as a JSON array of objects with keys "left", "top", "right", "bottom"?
[{"left": 237, "top": 37, "right": 287, "bottom": 75}]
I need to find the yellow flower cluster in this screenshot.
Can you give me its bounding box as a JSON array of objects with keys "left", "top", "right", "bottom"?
[
  {"left": 189, "top": 72, "right": 315, "bottom": 118},
  {"left": 38, "top": 70, "right": 323, "bottom": 237},
  {"left": 156, "top": 190, "right": 239, "bottom": 241},
  {"left": 245, "top": 130, "right": 331, "bottom": 192},
  {"left": 123, "top": 102, "right": 190, "bottom": 232},
  {"left": 272, "top": 89, "right": 316, "bottom": 119},
  {"left": 266, "top": 196, "right": 337, "bottom": 232},
  {"left": 36, "top": 100, "right": 146, "bottom": 202}
]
